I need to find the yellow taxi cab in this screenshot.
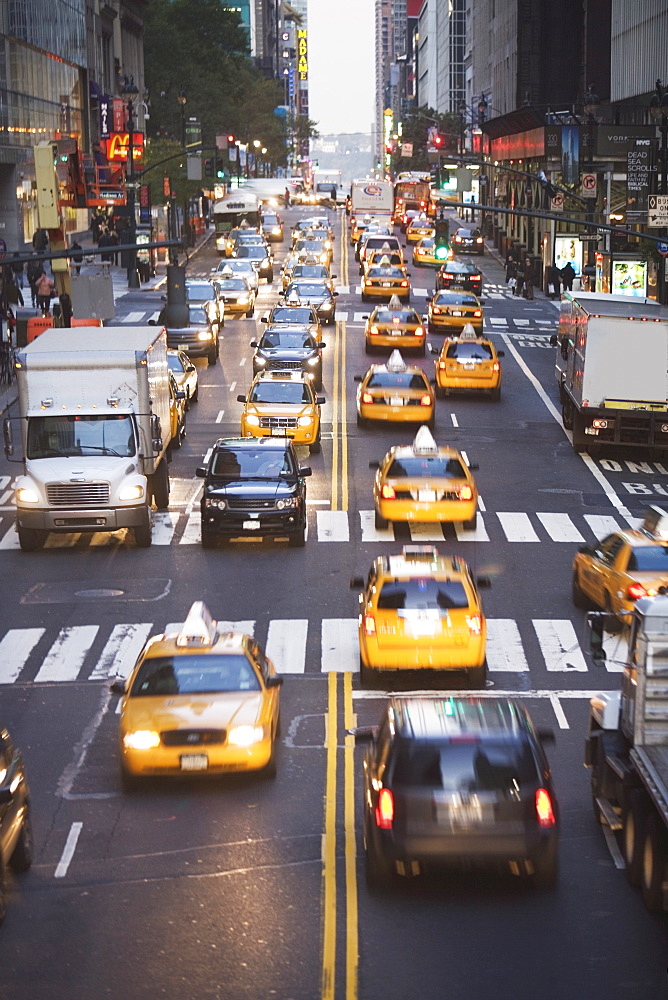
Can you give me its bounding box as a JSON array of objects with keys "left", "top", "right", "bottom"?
[
  {"left": 363, "top": 248, "right": 406, "bottom": 276},
  {"left": 427, "top": 289, "right": 483, "bottom": 335},
  {"left": 362, "top": 259, "right": 411, "bottom": 303},
  {"left": 412, "top": 237, "right": 444, "bottom": 268},
  {"left": 223, "top": 226, "right": 258, "bottom": 258},
  {"left": 238, "top": 370, "right": 325, "bottom": 453},
  {"left": 167, "top": 349, "right": 199, "bottom": 407},
  {"left": 355, "top": 350, "right": 434, "bottom": 429},
  {"left": 168, "top": 370, "right": 187, "bottom": 448},
  {"left": 405, "top": 216, "right": 435, "bottom": 245},
  {"left": 370, "top": 426, "right": 478, "bottom": 530},
  {"left": 363, "top": 296, "right": 426, "bottom": 355},
  {"left": 111, "top": 602, "right": 283, "bottom": 785},
  {"left": 572, "top": 506, "right": 668, "bottom": 623},
  {"left": 431, "top": 324, "right": 503, "bottom": 400},
  {"left": 350, "top": 545, "right": 490, "bottom": 687},
  {"left": 282, "top": 258, "right": 334, "bottom": 293}
]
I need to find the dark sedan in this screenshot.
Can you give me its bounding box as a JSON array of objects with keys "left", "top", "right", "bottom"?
[
  {"left": 436, "top": 259, "right": 484, "bottom": 296},
  {"left": 452, "top": 227, "right": 485, "bottom": 254},
  {"left": 250, "top": 325, "right": 325, "bottom": 389},
  {"left": 282, "top": 280, "right": 338, "bottom": 324},
  {"left": 234, "top": 243, "right": 274, "bottom": 282}
]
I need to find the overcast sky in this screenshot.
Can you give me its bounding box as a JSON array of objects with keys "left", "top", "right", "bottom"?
[{"left": 306, "top": 0, "right": 374, "bottom": 138}]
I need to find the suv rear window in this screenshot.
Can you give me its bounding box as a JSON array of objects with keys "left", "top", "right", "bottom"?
[{"left": 391, "top": 739, "right": 538, "bottom": 791}]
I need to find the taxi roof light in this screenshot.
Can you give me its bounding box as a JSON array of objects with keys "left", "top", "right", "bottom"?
[
  {"left": 460, "top": 323, "right": 478, "bottom": 340},
  {"left": 176, "top": 601, "right": 218, "bottom": 648},
  {"left": 641, "top": 505, "right": 668, "bottom": 541},
  {"left": 388, "top": 294, "right": 402, "bottom": 308},
  {"left": 386, "top": 349, "right": 407, "bottom": 372},
  {"left": 402, "top": 545, "right": 439, "bottom": 561},
  {"left": 412, "top": 425, "right": 438, "bottom": 455}
]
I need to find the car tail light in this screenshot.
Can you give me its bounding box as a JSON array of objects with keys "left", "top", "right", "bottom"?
[
  {"left": 370, "top": 326, "right": 379, "bottom": 335},
  {"left": 476, "top": 238, "right": 484, "bottom": 243},
  {"left": 466, "top": 615, "right": 482, "bottom": 635},
  {"left": 459, "top": 485, "right": 473, "bottom": 501},
  {"left": 493, "top": 362, "right": 500, "bottom": 372},
  {"left": 627, "top": 582, "right": 648, "bottom": 600},
  {"left": 432, "top": 306, "right": 442, "bottom": 315},
  {"left": 375, "top": 788, "right": 394, "bottom": 829},
  {"left": 535, "top": 788, "right": 556, "bottom": 828},
  {"left": 400, "top": 281, "right": 408, "bottom": 287},
  {"left": 361, "top": 391, "right": 374, "bottom": 404},
  {"left": 420, "top": 394, "right": 431, "bottom": 406},
  {"left": 473, "top": 310, "right": 482, "bottom": 317},
  {"left": 381, "top": 484, "right": 396, "bottom": 499},
  {"left": 363, "top": 614, "right": 376, "bottom": 637},
  {"left": 438, "top": 361, "right": 447, "bottom": 369},
  {"left": 415, "top": 327, "right": 424, "bottom": 337},
  {"left": 455, "top": 236, "right": 462, "bottom": 242}
]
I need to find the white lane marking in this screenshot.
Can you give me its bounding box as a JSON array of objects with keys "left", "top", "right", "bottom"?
[
  {"left": 450, "top": 413, "right": 459, "bottom": 427},
  {"left": 353, "top": 312, "right": 368, "bottom": 323},
  {"left": 489, "top": 317, "right": 508, "bottom": 325},
  {"left": 536, "top": 512, "right": 585, "bottom": 543},
  {"left": 454, "top": 515, "right": 490, "bottom": 541},
  {"left": 179, "top": 510, "right": 201, "bottom": 545},
  {"left": 408, "top": 522, "right": 446, "bottom": 541},
  {"left": 229, "top": 381, "right": 237, "bottom": 393},
  {"left": 497, "top": 511, "right": 540, "bottom": 542},
  {"left": 486, "top": 620, "right": 529, "bottom": 672},
  {"left": 461, "top": 450, "right": 470, "bottom": 466},
  {"left": 215, "top": 410, "right": 225, "bottom": 423},
  {"left": 0, "top": 629, "right": 45, "bottom": 684},
  {"left": 360, "top": 510, "right": 394, "bottom": 542},
  {"left": 321, "top": 618, "right": 359, "bottom": 673},
  {"left": 55, "top": 822, "right": 83, "bottom": 878},
  {"left": 549, "top": 693, "right": 570, "bottom": 729},
  {"left": 336, "top": 310, "right": 349, "bottom": 319},
  {"left": 533, "top": 619, "right": 587, "bottom": 672},
  {"left": 165, "top": 620, "right": 255, "bottom": 637},
  {"left": 35, "top": 626, "right": 99, "bottom": 683},
  {"left": 354, "top": 688, "right": 617, "bottom": 702},
  {"left": 239, "top": 357, "right": 247, "bottom": 366},
  {"left": 478, "top": 495, "right": 486, "bottom": 511},
  {"left": 88, "top": 623, "right": 153, "bottom": 680},
  {"left": 583, "top": 514, "right": 621, "bottom": 539},
  {"left": 152, "top": 511, "right": 179, "bottom": 545},
  {"left": 514, "top": 318, "right": 531, "bottom": 326},
  {"left": 0, "top": 522, "right": 19, "bottom": 550},
  {"left": 265, "top": 619, "right": 308, "bottom": 674},
  {"left": 317, "top": 509, "right": 349, "bottom": 541}
]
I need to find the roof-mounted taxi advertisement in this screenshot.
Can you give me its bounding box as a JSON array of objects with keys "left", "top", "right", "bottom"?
[
  {"left": 370, "top": 426, "right": 479, "bottom": 530},
  {"left": 111, "top": 602, "right": 283, "bottom": 786},
  {"left": 355, "top": 350, "right": 434, "bottom": 429},
  {"left": 363, "top": 296, "right": 426, "bottom": 355},
  {"left": 350, "top": 546, "right": 491, "bottom": 688},
  {"left": 431, "top": 324, "right": 504, "bottom": 400}
]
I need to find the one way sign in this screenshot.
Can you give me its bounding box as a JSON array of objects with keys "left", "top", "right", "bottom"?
[{"left": 648, "top": 194, "right": 668, "bottom": 228}]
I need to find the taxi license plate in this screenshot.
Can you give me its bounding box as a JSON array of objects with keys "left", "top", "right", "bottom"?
[
  {"left": 382, "top": 282, "right": 392, "bottom": 287},
  {"left": 243, "top": 520, "right": 261, "bottom": 530},
  {"left": 390, "top": 396, "right": 404, "bottom": 406},
  {"left": 271, "top": 427, "right": 285, "bottom": 436},
  {"left": 418, "top": 489, "right": 436, "bottom": 502},
  {"left": 463, "top": 362, "right": 476, "bottom": 370},
  {"left": 181, "top": 754, "right": 208, "bottom": 771},
  {"left": 450, "top": 310, "right": 462, "bottom": 317}
]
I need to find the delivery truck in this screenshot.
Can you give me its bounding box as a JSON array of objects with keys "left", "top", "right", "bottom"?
[
  {"left": 550, "top": 291, "right": 668, "bottom": 453},
  {"left": 4, "top": 327, "right": 174, "bottom": 551}
]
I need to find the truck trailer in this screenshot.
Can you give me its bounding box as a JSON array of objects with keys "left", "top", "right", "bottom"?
[
  {"left": 551, "top": 291, "right": 668, "bottom": 453},
  {"left": 4, "top": 326, "right": 174, "bottom": 551}
]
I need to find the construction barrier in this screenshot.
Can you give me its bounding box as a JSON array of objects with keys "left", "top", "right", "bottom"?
[{"left": 27, "top": 316, "right": 103, "bottom": 343}]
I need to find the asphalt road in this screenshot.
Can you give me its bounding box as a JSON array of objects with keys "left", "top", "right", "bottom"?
[{"left": 0, "top": 206, "right": 666, "bottom": 1000}]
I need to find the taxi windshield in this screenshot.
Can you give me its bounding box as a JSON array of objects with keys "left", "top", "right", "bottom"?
[
  {"left": 374, "top": 310, "right": 419, "bottom": 324},
  {"left": 627, "top": 546, "right": 668, "bottom": 571},
  {"left": 289, "top": 283, "right": 328, "bottom": 297},
  {"left": 168, "top": 355, "right": 185, "bottom": 373},
  {"left": 434, "top": 293, "right": 478, "bottom": 306},
  {"left": 217, "top": 278, "right": 248, "bottom": 291},
  {"left": 387, "top": 456, "right": 467, "bottom": 478},
  {"left": 377, "top": 578, "right": 469, "bottom": 611},
  {"left": 446, "top": 342, "right": 493, "bottom": 359},
  {"left": 237, "top": 246, "right": 266, "bottom": 259},
  {"left": 130, "top": 654, "right": 261, "bottom": 696},
  {"left": 368, "top": 267, "right": 402, "bottom": 277},
  {"left": 250, "top": 382, "right": 312, "bottom": 404},
  {"left": 261, "top": 331, "right": 316, "bottom": 348},
  {"left": 270, "top": 307, "right": 314, "bottom": 324},
  {"left": 368, "top": 372, "right": 428, "bottom": 389},
  {"left": 210, "top": 447, "right": 293, "bottom": 478},
  {"left": 294, "top": 266, "right": 327, "bottom": 278}
]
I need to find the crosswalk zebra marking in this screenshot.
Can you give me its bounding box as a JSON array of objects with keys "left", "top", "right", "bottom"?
[
  {"left": 179, "top": 510, "right": 201, "bottom": 545},
  {"left": 123, "top": 311, "right": 145, "bottom": 324},
  {"left": 89, "top": 623, "right": 153, "bottom": 680},
  {"left": 497, "top": 512, "right": 540, "bottom": 542},
  {"left": 317, "top": 510, "right": 349, "bottom": 542},
  {"left": 533, "top": 619, "right": 588, "bottom": 672},
  {"left": 321, "top": 618, "right": 359, "bottom": 673},
  {"left": 455, "top": 515, "right": 490, "bottom": 542},
  {"left": 360, "top": 510, "right": 394, "bottom": 542},
  {"left": 34, "top": 625, "right": 99, "bottom": 683},
  {"left": 0, "top": 628, "right": 45, "bottom": 684},
  {"left": 152, "top": 512, "right": 179, "bottom": 545},
  {"left": 408, "top": 522, "right": 448, "bottom": 541},
  {"left": 536, "top": 512, "right": 585, "bottom": 543},
  {"left": 265, "top": 619, "right": 308, "bottom": 674},
  {"left": 583, "top": 515, "right": 620, "bottom": 538},
  {"left": 486, "top": 620, "right": 529, "bottom": 672}
]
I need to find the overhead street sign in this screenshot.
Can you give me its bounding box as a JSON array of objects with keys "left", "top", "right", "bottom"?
[
  {"left": 648, "top": 194, "right": 668, "bottom": 228},
  {"left": 581, "top": 172, "right": 597, "bottom": 198},
  {"left": 578, "top": 233, "right": 600, "bottom": 242}
]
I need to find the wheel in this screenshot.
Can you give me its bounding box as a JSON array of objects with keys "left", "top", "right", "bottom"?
[
  {"left": 623, "top": 790, "right": 648, "bottom": 887},
  {"left": 133, "top": 508, "right": 152, "bottom": 548},
  {"left": 416, "top": 343, "right": 426, "bottom": 358},
  {"left": 467, "top": 661, "right": 487, "bottom": 689},
  {"left": 246, "top": 307, "right": 254, "bottom": 318},
  {"left": 262, "top": 743, "right": 278, "bottom": 779},
  {"left": 172, "top": 420, "right": 184, "bottom": 448},
  {"left": 490, "top": 386, "right": 501, "bottom": 401},
  {"left": 9, "top": 805, "right": 33, "bottom": 873},
  {"left": 561, "top": 398, "right": 574, "bottom": 431},
  {"left": 201, "top": 530, "right": 216, "bottom": 550},
  {"left": 641, "top": 813, "right": 667, "bottom": 911},
  {"left": 604, "top": 591, "right": 623, "bottom": 634},
  {"left": 17, "top": 526, "right": 47, "bottom": 552},
  {"left": 374, "top": 509, "right": 389, "bottom": 530},
  {"left": 207, "top": 349, "right": 217, "bottom": 366},
  {"left": 435, "top": 385, "right": 445, "bottom": 400},
  {"left": 571, "top": 570, "right": 591, "bottom": 609},
  {"left": 120, "top": 766, "right": 140, "bottom": 793},
  {"left": 309, "top": 435, "right": 321, "bottom": 454},
  {"left": 288, "top": 524, "right": 306, "bottom": 547},
  {"left": 463, "top": 512, "right": 477, "bottom": 531},
  {"left": 151, "top": 459, "right": 170, "bottom": 510},
  {"left": 191, "top": 384, "right": 199, "bottom": 403},
  {"left": 356, "top": 412, "right": 368, "bottom": 429},
  {"left": 426, "top": 414, "right": 435, "bottom": 430},
  {"left": 365, "top": 831, "right": 394, "bottom": 889},
  {"left": 267, "top": 270, "right": 274, "bottom": 282},
  {"left": 530, "top": 841, "right": 559, "bottom": 889}
]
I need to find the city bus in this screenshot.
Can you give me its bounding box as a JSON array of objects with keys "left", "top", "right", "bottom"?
[
  {"left": 212, "top": 192, "right": 261, "bottom": 253},
  {"left": 394, "top": 172, "right": 433, "bottom": 224}
]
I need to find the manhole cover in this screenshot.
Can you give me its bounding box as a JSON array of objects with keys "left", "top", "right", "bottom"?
[{"left": 75, "top": 588, "right": 125, "bottom": 598}]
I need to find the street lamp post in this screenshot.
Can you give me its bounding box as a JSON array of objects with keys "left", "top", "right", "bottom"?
[
  {"left": 121, "top": 76, "right": 140, "bottom": 289},
  {"left": 650, "top": 78, "right": 668, "bottom": 305},
  {"left": 477, "top": 95, "right": 489, "bottom": 233},
  {"left": 583, "top": 83, "right": 600, "bottom": 273}
]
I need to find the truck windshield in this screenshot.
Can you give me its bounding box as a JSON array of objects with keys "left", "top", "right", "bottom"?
[{"left": 27, "top": 414, "right": 136, "bottom": 459}]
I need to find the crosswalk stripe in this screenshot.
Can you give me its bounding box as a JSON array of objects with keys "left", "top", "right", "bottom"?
[
  {"left": 486, "top": 620, "right": 529, "bottom": 672},
  {"left": 536, "top": 512, "right": 585, "bottom": 543},
  {"left": 533, "top": 619, "right": 588, "bottom": 672},
  {"left": 583, "top": 514, "right": 620, "bottom": 539},
  {"left": 165, "top": 620, "right": 255, "bottom": 637},
  {"left": 88, "top": 623, "right": 154, "bottom": 680},
  {"left": 317, "top": 510, "right": 349, "bottom": 541},
  {"left": 321, "top": 618, "right": 359, "bottom": 672},
  {"left": 0, "top": 628, "right": 45, "bottom": 684},
  {"left": 497, "top": 512, "right": 540, "bottom": 542},
  {"left": 179, "top": 510, "right": 201, "bottom": 545},
  {"left": 408, "top": 522, "right": 447, "bottom": 541},
  {"left": 34, "top": 625, "right": 99, "bottom": 683},
  {"left": 265, "top": 619, "right": 308, "bottom": 674},
  {"left": 0, "top": 522, "right": 19, "bottom": 549},
  {"left": 123, "top": 311, "right": 145, "bottom": 323},
  {"left": 152, "top": 512, "right": 179, "bottom": 545},
  {"left": 360, "top": 510, "right": 394, "bottom": 542},
  {"left": 455, "top": 515, "right": 490, "bottom": 542}
]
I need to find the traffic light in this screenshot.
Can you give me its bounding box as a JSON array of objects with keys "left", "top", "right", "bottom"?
[
  {"left": 227, "top": 134, "right": 235, "bottom": 146},
  {"left": 216, "top": 164, "right": 226, "bottom": 180},
  {"left": 434, "top": 217, "right": 450, "bottom": 260},
  {"left": 433, "top": 134, "right": 444, "bottom": 148},
  {"left": 204, "top": 158, "right": 213, "bottom": 178},
  {"left": 430, "top": 166, "right": 441, "bottom": 188}
]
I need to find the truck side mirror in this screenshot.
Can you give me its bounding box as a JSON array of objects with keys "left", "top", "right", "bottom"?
[
  {"left": 150, "top": 414, "right": 163, "bottom": 452},
  {"left": 3, "top": 418, "right": 13, "bottom": 458},
  {"left": 587, "top": 612, "right": 607, "bottom": 664}
]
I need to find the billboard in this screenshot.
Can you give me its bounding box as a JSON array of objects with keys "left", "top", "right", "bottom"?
[
  {"left": 554, "top": 235, "right": 582, "bottom": 276},
  {"left": 612, "top": 259, "right": 647, "bottom": 297},
  {"left": 561, "top": 125, "right": 580, "bottom": 186}
]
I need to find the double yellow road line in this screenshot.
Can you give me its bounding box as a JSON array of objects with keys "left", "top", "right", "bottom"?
[{"left": 322, "top": 215, "right": 358, "bottom": 1000}]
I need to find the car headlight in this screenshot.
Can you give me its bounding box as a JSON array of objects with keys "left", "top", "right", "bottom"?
[
  {"left": 123, "top": 730, "right": 160, "bottom": 751},
  {"left": 197, "top": 330, "right": 213, "bottom": 341},
  {"left": 255, "top": 356, "right": 267, "bottom": 366},
  {"left": 119, "top": 485, "right": 144, "bottom": 501},
  {"left": 298, "top": 415, "right": 314, "bottom": 426},
  {"left": 16, "top": 487, "right": 40, "bottom": 504},
  {"left": 276, "top": 497, "right": 297, "bottom": 509},
  {"left": 205, "top": 497, "right": 227, "bottom": 509},
  {"left": 271, "top": 227, "right": 281, "bottom": 236},
  {"left": 245, "top": 414, "right": 260, "bottom": 426},
  {"left": 320, "top": 300, "right": 333, "bottom": 311},
  {"left": 306, "top": 356, "right": 320, "bottom": 366},
  {"left": 237, "top": 296, "right": 249, "bottom": 305},
  {"left": 227, "top": 725, "right": 265, "bottom": 747}
]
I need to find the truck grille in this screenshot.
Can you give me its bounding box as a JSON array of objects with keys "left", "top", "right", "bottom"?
[
  {"left": 46, "top": 482, "right": 110, "bottom": 506},
  {"left": 259, "top": 416, "right": 298, "bottom": 429}
]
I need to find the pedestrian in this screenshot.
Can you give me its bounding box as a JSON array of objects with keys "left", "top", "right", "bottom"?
[
  {"left": 561, "top": 261, "right": 576, "bottom": 291},
  {"left": 523, "top": 257, "right": 535, "bottom": 300},
  {"left": 98, "top": 227, "right": 113, "bottom": 263},
  {"left": 91, "top": 210, "right": 104, "bottom": 245},
  {"left": 109, "top": 227, "right": 120, "bottom": 266},
  {"left": 27, "top": 256, "right": 43, "bottom": 308},
  {"left": 505, "top": 254, "right": 518, "bottom": 286},
  {"left": 59, "top": 292, "right": 73, "bottom": 328},
  {"left": 546, "top": 265, "right": 561, "bottom": 300},
  {"left": 11, "top": 253, "right": 24, "bottom": 287},
  {"left": 70, "top": 239, "right": 84, "bottom": 275},
  {"left": 35, "top": 271, "right": 55, "bottom": 315},
  {"left": 32, "top": 228, "right": 48, "bottom": 253},
  {"left": 284, "top": 187, "right": 291, "bottom": 208},
  {"left": 330, "top": 184, "right": 337, "bottom": 206},
  {"left": 4, "top": 274, "right": 23, "bottom": 309}
]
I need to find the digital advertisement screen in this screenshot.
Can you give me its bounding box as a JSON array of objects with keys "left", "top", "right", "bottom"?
[
  {"left": 554, "top": 236, "right": 582, "bottom": 276},
  {"left": 612, "top": 259, "right": 647, "bottom": 297}
]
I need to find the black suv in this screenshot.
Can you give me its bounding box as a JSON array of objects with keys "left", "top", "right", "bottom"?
[
  {"left": 0, "top": 728, "right": 33, "bottom": 924},
  {"left": 353, "top": 696, "right": 559, "bottom": 890},
  {"left": 250, "top": 326, "right": 325, "bottom": 389},
  {"left": 196, "top": 437, "right": 311, "bottom": 548}
]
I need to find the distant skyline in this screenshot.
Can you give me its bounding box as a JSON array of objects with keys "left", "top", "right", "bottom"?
[{"left": 306, "top": 0, "right": 374, "bottom": 139}]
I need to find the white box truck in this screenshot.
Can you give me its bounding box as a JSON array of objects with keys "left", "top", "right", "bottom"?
[
  {"left": 4, "top": 327, "right": 173, "bottom": 551},
  {"left": 551, "top": 291, "right": 668, "bottom": 453},
  {"left": 350, "top": 178, "right": 394, "bottom": 221}
]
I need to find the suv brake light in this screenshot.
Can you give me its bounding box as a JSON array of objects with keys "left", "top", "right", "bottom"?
[
  {"left": 535, "top": 788, "right": 555, "bottom": 828},
  {"left": 375, "top": 788, "right": 394, "bottom": 829}
]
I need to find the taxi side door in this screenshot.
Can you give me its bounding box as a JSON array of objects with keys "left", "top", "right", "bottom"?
[{"left": 580, "top": 534, "right": 627, "bottom": 609}]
